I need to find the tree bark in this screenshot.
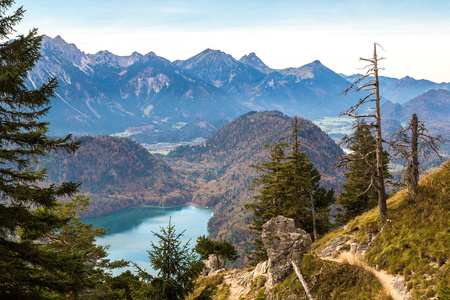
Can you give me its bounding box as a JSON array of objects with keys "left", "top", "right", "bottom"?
[
  {"left": 373, "top": 43, "right": 388, "bottom": 223},
  {"left": 291, "top": 260, "right": 314, "bottom": 300},
  {"left": 310, "top": 192, "right": 317, "bottom": 241},
  {"left": 411, "top": 114, "right": 419, "bottom": 204}
]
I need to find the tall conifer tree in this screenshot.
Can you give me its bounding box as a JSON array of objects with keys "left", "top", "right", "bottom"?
[
  {"left": 0, "top": 1, "right": 80, "bottom": 297},
  {"left": 245, "top": 118, "right": 335, "bottom": 263},
  {"left": 336, "top": 120, "right": 391, "bottom": 225}
]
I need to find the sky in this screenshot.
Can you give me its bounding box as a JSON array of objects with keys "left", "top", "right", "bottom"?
[{"left": 11, "top": 0, "right": 450, "bottom": 82}]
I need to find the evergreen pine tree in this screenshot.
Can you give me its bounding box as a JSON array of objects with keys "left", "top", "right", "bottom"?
[
  {"left": 41, "top": 195, "right": 128, "bottom": 299},
  {"left": 0, "top": 1, "right": 81, "bottom": 297},
  {"left": 336, "top": 121, "right": 392, "bottom": 225},
  {"left": 134, "top": 219, "right": 205, "bottom": 300},
  {"left": 245, "top": 118, "right": 335, "bottom": 263},
  {"left": 245, "top": 142, "right": 290, "bottom": 262},
  {"left": 194, "top": 235, "right": 239, "bottom": 265}
]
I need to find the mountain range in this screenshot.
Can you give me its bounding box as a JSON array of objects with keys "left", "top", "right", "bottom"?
[
  {"left": 382, "top": 88, "right": 450, "bottom": 163},
  {"left": 28, "top": 35, "right": 450, "bottom": 141}
]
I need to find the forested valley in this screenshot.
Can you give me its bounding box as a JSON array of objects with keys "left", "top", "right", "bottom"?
[{"left": 1, "top": 1, "right": 449, "bottom": 299}]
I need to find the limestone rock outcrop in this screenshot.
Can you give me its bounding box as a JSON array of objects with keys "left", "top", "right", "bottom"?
[
  {"left": 261, "top": 215, "right": 312, "bottom": 287},
  {"left": 320, "top": 235, "right": 350, "bottom": 258},
  {"left": 201, "top": 254, "right": 225, "bottom": 276}
]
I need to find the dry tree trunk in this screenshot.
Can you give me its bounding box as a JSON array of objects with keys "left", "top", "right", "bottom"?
[
  {"left": 292, "top": 260, "right": 314, "bottom": 300},
  {"left": 373, "top": 44, "right": 387, "bottom": 223},
  {"left": 310, "top": 191, "right": 317, "bottom": 241},
  {"left": 410, "top": 113, "right": 419, "bottom": 204},
  {"left": 339, "top": 43, "right": 388, "bottom": 224}
]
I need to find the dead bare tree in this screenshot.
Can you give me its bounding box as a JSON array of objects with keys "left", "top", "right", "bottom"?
[
  {"left": 388, "top": 113, "right": 446, "bottom": 204},
  {"left": 339, "top": 43, "right": 388, "bottom": 223}
]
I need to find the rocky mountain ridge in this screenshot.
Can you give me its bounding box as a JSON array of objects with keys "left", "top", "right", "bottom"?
[{"left": 29, "top": 35, "right": 450, "bottom": 141}]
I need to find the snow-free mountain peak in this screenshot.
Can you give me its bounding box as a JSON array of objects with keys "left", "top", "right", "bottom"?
[
  {"left": 239, "top": 52, "right": 273, "bottom": 74},
  {"left": 174, "top": 48, "right": 265, "bottom": 91},
  {"left": 176, "top": 48, "right": 238, "bottom": 70}
]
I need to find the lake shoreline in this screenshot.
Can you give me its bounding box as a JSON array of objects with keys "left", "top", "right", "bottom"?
[
  {"left": 83, "top": 202, "right": 213, "bottom": 220},
  {"left": 82, "top": 205, "right": 214, "bottom": 276}
]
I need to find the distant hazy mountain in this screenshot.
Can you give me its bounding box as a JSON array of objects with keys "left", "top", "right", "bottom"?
[
  {"left": 341, "top": 73, "right": 450, "bottom": 104},
  {"left": 238, "top": 55, "right": 358, "bottom": 117},
  {"left": 383, "top": 89, "right": 450, "bottom": 124},
  {"left": 382, "top": 76, "right": 449, "bottom": 104},
  {"left": 174, "top": 48, "right": 266, "bottom": 95},
  {"left": 239, "top": 52, "right": 273, "bottom": 74},
  {"left": 382, "top": 89, "right": 450, "bottom": 163},
  {"left": 30, "top": 36, "right": 238, "bottom": 136},
  {"left": 28, "top": 35, "right": 450, "bottom": 141}
]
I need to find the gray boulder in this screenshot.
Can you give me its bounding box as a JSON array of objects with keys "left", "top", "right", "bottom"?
[
  {"left": 261, "top": 215, "right": 312, "bottom": 287},
  {"left": 320, "top": 235, "right": 350, "bottom": 258},
  {"left": 201, "top": 254, "right": 225, "bottom": 276}
]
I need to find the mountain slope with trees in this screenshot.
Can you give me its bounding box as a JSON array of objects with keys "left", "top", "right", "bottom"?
[
  {"left": 37, "top": 136, "right": 194, "bottom": 217},
  {"left": 166, "top": 111, "right": 344, "bottom": 265}
]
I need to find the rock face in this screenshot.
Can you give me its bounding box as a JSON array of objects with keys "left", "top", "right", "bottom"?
[
  {"left": 320, "top": 235, "right": 350, "bottom": 258},
  {"left": 261, "top": 216, "right": 312, "bottom": 287},
  {"left": 201, "top": 254, "right": 225, "bottom": 276},
  {"left": 320, "top": 233, "right": 376, "bottom": 259},
  {"left": 391, "top": 276, "right": 413, "bottom": 300}
]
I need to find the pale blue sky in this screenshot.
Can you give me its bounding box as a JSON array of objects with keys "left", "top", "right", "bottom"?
[{"left": 11, "top": 0, "right": 450, "bottom": 82}]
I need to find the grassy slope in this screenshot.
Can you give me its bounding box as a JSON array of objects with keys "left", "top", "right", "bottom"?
[
  {"left": 191, "top": 162, "right": 449, "bottom": 299},
  {"left": 315, "top": 161, "right": 450, "bottom": 299}
]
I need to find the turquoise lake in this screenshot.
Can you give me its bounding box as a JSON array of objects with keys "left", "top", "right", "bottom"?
[{"left": 82, "top": 205, "right": 214, "bottom": 275}]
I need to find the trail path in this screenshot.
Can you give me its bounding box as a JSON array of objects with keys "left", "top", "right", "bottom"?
[
  {"left": 322, "top": 252, "right": 412, "bottom": 300},
  {"left": 222, "top": 270, "right": 252, "bottom": 300},
  {"left": 219, "top": 252, "right": 412, "bottom": 299}
]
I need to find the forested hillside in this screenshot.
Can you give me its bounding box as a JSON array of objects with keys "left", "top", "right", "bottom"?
[
  {"left": 166, "top": 111, "right": 344, "bottom": 265},
  {"left": 37, "top": 136, "right": 194, "bottom": 217}
]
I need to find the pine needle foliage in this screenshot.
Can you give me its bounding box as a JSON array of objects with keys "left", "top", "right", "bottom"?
[
  {"left": 134, "top": 219, "right": 205, "bottom": 300},
  {"left": 0, "top": 1, "right": 81, "bottom": 297},
  {"left": 336, "top": 120, "right": 392, "bottom": 225},
  {"left": 245, "top": 118, "right": 335, "bottom": 264}
]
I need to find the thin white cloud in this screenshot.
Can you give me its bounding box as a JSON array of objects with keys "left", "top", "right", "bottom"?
[{"left": 11, "top": 0, "right": 450, "bottom": 82}]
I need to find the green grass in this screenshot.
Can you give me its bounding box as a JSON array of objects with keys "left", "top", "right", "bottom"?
[
  {"left": 191, "top": 162, "right": 449, "bottom": 299},
  {"left": 270, "top": 254, "right": 391, "bottom": 300},
  {"left": 149, "top": 150, "right": 171, "bottom": 155},
  {"left": 314, "top": 162, "right": 450, "bottom": 299},
  {"left": 364, "top": 162, "right": 450, "bottom": 299},
  {"left": 188, "top": 274, "right": 226, "bottom": 300}
]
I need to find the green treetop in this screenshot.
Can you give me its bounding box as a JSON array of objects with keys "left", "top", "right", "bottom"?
[
  {"left": 134, "top": 219, "right": 206, "bottom": 300},
  {"left": 336, "top": 120, "right": 392, "bottom": 225},
  {"left": 40, "top": 195, "right": 128, "bottom": 299},
  {"left": 245, "top": 117, "right": 335, "bottom": 264},
  {"left": 0, "top": 1, "right": 81, "bottom": 297},
  {"left": 194, "top": 235, "right": 239, "bottom": 266}
]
